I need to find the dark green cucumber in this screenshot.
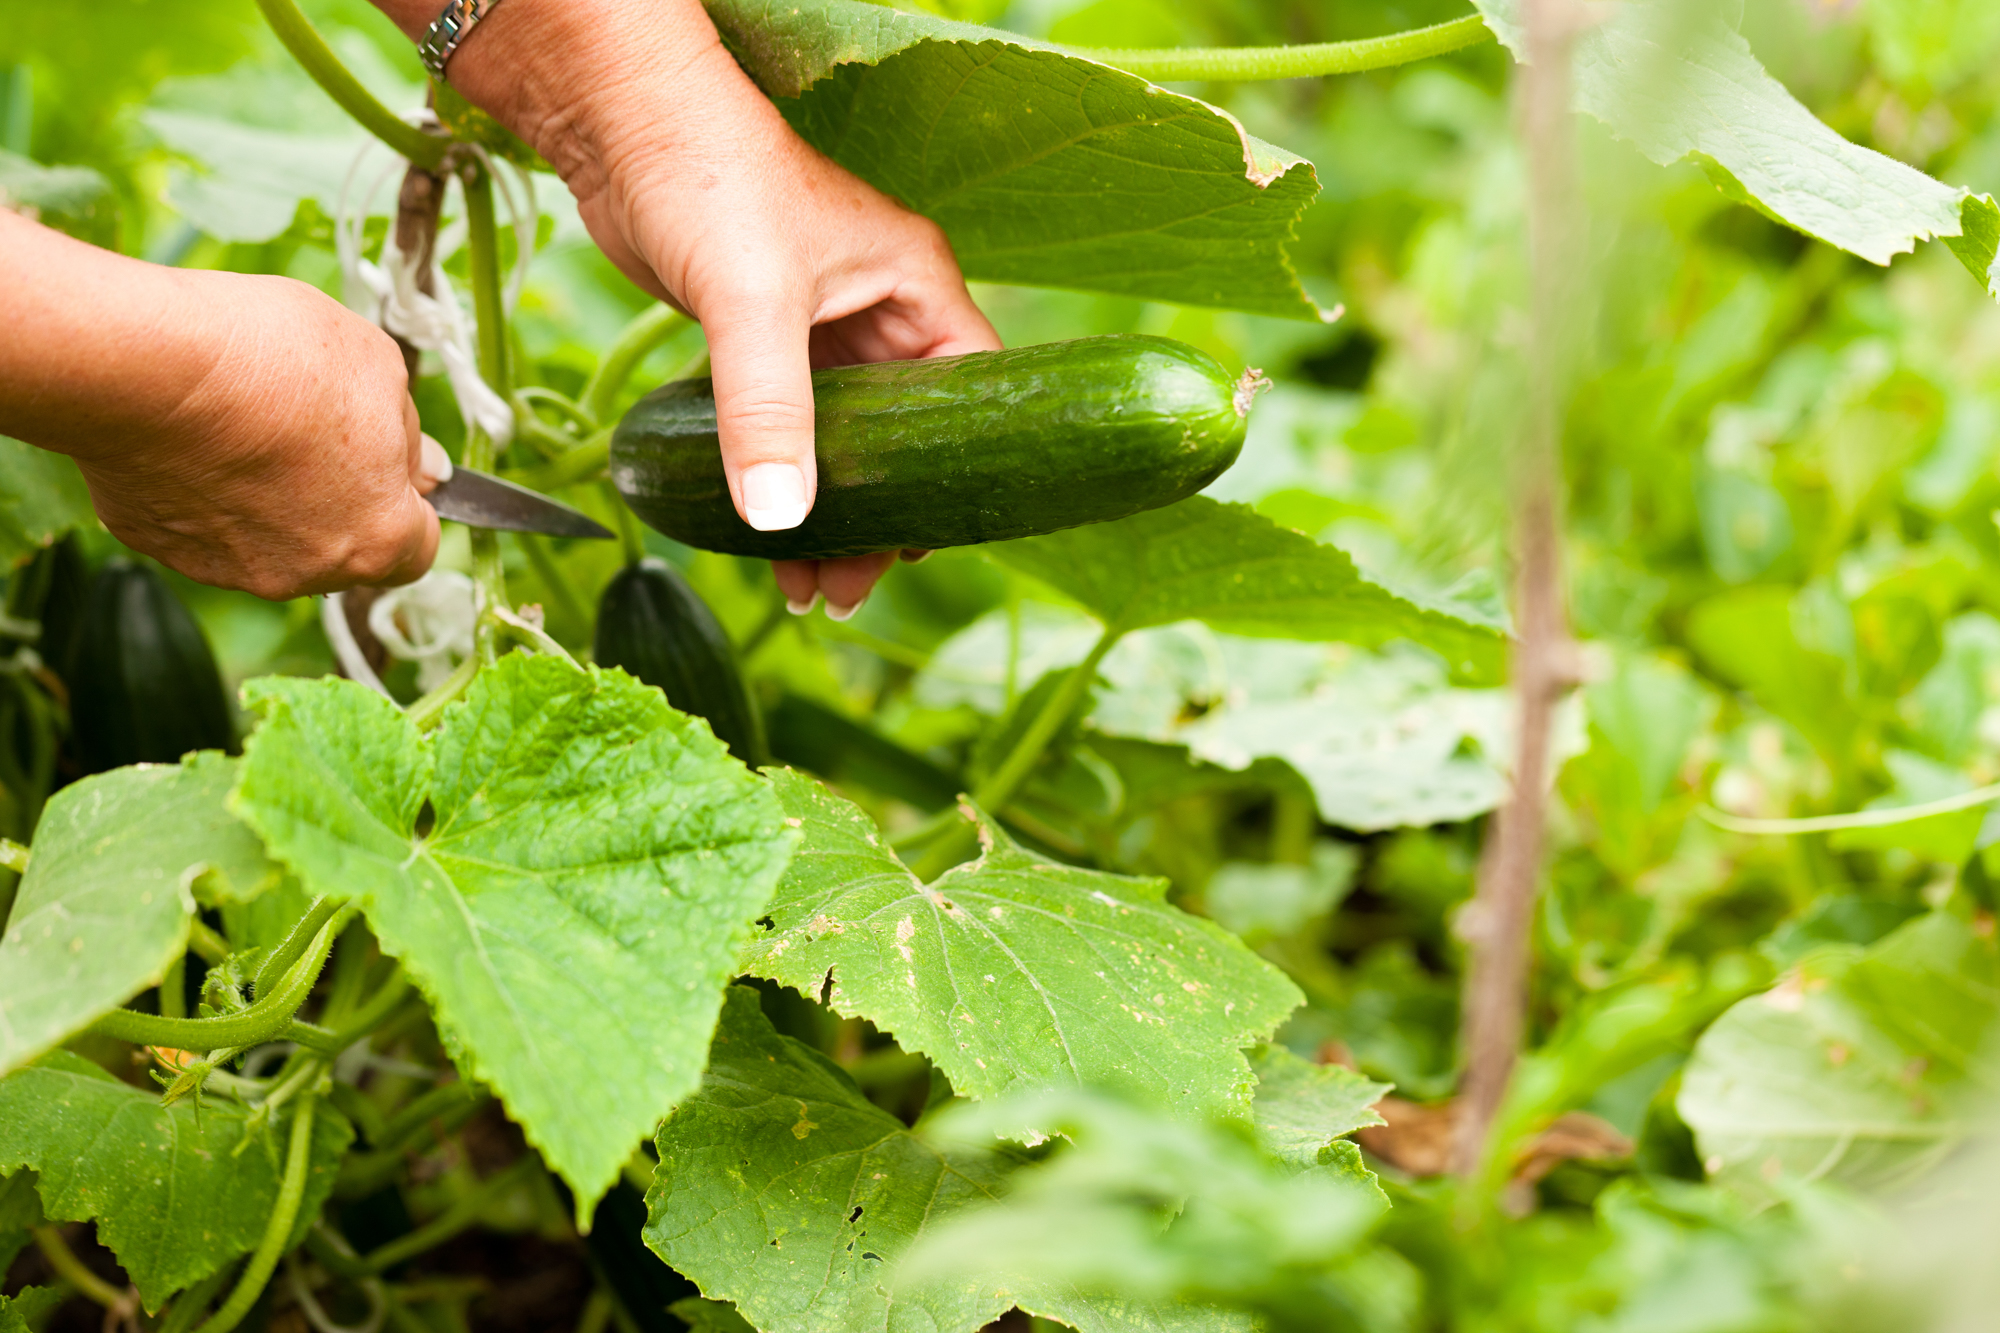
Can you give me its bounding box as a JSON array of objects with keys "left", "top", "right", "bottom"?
[
  {"left": 610, "top": 335, "right": 1252, "bottom": 560},
  {"left": 594, "top": 559, "right": 766, "bottom": 765},
  {"left": 68, "top": 559, "right": 234, "bottom": 772}
]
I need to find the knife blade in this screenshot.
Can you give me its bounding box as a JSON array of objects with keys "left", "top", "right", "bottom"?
[{"left": 426, "top": 467, "right": 616, "bottom": 540}]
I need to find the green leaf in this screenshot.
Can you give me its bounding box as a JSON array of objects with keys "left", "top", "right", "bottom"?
[
  {"left": 0, "top": 1170, "right": 44, "bottom": 1276},
  {"left": 987, "top": 498, "right": 1508, "bottom": 682},
  {"left": 905, "top": 1090, "right": 1380, "bottom": 1330},
  {"left": 1679, "top": 912, "right": 2000, "bottom": 1205},
  {"left": 1471, "top": 0, "right": 2000, "bottom": 294},
  {"left": 1247, "top": 1045, "right": 1389, "bottom": 1169},
  {"left": 742, "top": 771, "right": 1301, "bottom": 1122},
  {"left": 705, "top": 0, "right": 1325, "bottom": 319},
  {"left": 0, "top": 755, "right": 277, "bottom": 1076},
  {"left": 231, "top": 657, "right": 796, "bottom": 1214},
  {"left": 0, "top": 1052, "right": 352, "bottom": 1310},
  {"left": 0, "top": 1286, "right": 61, "bottom": 1333},
  {"left": 0, "top": 437, "right": 93, "bottom": 569},
  {"left": 668, "top": 1298, "right": 758, "bottom": 1333},
  {"left": 647, "top": 988, "right": 1221, "bottom": 1333}
]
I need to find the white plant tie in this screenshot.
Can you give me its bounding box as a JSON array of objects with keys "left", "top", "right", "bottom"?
[
  {"left": 368, "top": 570, "right": 478, "bottom": 692},
  {"left": 334, "top": 140, "right": 516, "bottom": 448}
]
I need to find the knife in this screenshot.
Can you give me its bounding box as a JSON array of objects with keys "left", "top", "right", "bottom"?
[{"left": 426, "top": 466, "right": 616, "bottom": 540}]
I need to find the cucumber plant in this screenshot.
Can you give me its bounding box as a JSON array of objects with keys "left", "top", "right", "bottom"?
[{"left": 6, "top": 1, "right": 2000, "bottom": 1331}]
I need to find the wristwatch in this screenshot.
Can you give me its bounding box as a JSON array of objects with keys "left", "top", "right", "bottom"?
[{"left": 418, "top": 0, "right": 505, "bottom": 81}]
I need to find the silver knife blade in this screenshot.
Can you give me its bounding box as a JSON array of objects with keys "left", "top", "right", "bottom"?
[{"left": 426, "top": 467, "right": 616, "bottom": 540}]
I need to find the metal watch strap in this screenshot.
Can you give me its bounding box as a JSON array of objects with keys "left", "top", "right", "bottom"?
[{"left": 418, "top": 0, "right": 503, "bottom": 81}]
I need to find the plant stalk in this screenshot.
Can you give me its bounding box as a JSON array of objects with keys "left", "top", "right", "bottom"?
[
  {"left": 252, "top": 0, "right": 446, "bottom": 167},
  {"left": 358, "top": 1155, "right": 539, "bottom": 1274},
  {"left": 460, "top": 158, "right": 512, "bottom": 641},
  {"left": 1451, "top": 0, "right": 1582, "bottom": 1186},
  {"left": 1066, "top": 12, "right": 1491, "bottom": 83},
  {"left": 31, "top": 1226, "right": 131, "bottom": 1311},
  {"left": 911, "top": 625, "right": 1121, "bottom": 880},
  {"left": 582, "top": 304, "right": 690, "bottom": 425},
  {"left": 193, "top": 1093, "right": 320, "bottom": 1333},
  {"left": 91, "top": 911, "right": 347, "bottom": 1054},
  {"left": 0, "top": 837, "right": 27, "bottom": 873}
]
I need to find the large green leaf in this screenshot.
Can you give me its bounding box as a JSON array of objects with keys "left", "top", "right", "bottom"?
[
  {"left": 0, "top": 1052, "right": 351, "bottom": 1310},
  {"left": 987, "top": 499, "right": 1508, "bottom": 681},
  {"left": 1679, "top": 912, "right": 2000, "bottom": 1205},
  {"left": 742, "top": 772, "right": 1301, "bottom": 1123},
  {"left": 704, "top": 0, "right": 1324, "bottom": 319},
  {"left": 1247, "top": 1045, "right": 1388, "bottom": 1170},
  {"left": 0, "top": 437, "right": 94, "bottom": 569},
  {"left": 1472, "top": 0, "right": 2000, "bottom": 292},
  {"left": 231, "top": 656, "right": 797, "bottom": 1215},
  {"left": 646, "top": 987, "right": 1222, "bottom": 1333},
  {"left": 0, "top": 755, "right": 278, "bottom": 1076},
  {"left": 902, "top": 1091, "right": 1381, "bottom": 1331}
]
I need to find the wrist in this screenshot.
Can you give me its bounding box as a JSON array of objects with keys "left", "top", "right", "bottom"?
[{"left": 383, "top": 0, "right": 756, "bottom": 188}]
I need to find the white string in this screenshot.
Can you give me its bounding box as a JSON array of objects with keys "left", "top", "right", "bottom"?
[
  {"left": 367, "top": 570, "right": 478, "bottom": 691},
  {"left": 320, "top": 593, "right": 389, "bottom": 697},
  {"left": 333, "top": 138, "right": 516, "bottom": 448}
]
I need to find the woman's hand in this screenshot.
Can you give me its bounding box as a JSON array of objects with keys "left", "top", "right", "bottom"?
[
  {"left": 0, "top": 211, "right": 443, "bottom": 600},
  {"left": 397, "top": 0, "right": 1000, "bottom": 617}
]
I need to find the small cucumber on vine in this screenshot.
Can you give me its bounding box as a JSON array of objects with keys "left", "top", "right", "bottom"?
[
  {"left": 67, "top": 559, "right": 235, "bottom": 771},
  {"left": 610, "top": 335, "right": 1258, "bottom": 559},
  {"left": 594, "top": 559, "right": 766, "bottom": 765}
]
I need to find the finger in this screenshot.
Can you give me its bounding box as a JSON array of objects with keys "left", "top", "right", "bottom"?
[
  {"left": 818, "top": 551, "right": 897, "bottom": 620},
  {"left": 810, "top": 278, "right": 1001, "bottom": 368},
  {"left": 359, "top": 483, "right": 441, "bottom": 591},
  {"left": 415, "top": 433, "right": 453, "bottom": 495},
  {"left": 773, "top": 559, "right": 821, "bottom": 614},
  {"left": 702, "top": 296, "right": 818, "bottom": 532}
]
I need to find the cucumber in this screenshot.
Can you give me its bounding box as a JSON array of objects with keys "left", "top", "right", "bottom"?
[
  {"left": 68, "top": 559, "right": 235, "bottom": 772},
  {"left": 594, "top": 559, "right": 766, "bottom": 765},
  {"left": 610, "top": 335, "right": 1253, "bottom": 560}
]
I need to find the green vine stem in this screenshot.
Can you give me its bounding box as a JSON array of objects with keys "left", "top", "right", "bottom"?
[
  {"left": 90, "top": 911, "right": 348, "bottom": 1053},
  {"left": 252, "top": 0, "right": 446, "bottom": 168},
  {"left": 31, "top": 1225, "right": 132, "bottom": 1312},
  {"left": 607, "top": 482, "right": 647, "bottom": 566},
  {"left": 516, "top": 432, "right": 612, "bottom": 492},
  {"left": 254, "top": 896, "right": 343, "bottom": 1000},
  {"left": 1065, "top": 13, "right": 1492, "bottom": 83},
  {"left": 910, "top": 625, "right": 1122, "bottom": 880},
  {"left": 356, "top": 1155, "right": 539, "bottom": 1274},
  {"left": 582, "top": 305, "right": 691, "bottom": 425},
  {"left": 159, "top": 1265, "right": 235, "bottom": 1333},
  {"left": 193, "top": 1092, "right": 320, "bottom": 1333},
  {"left": 406, "top": 650, "right": 480, "bottom": 729},
  {"left": 460, "top": 159, "right": 512, "bottom": 640},
  {"left": 0, "top": 836, "right": 27, "bottom": 873}
]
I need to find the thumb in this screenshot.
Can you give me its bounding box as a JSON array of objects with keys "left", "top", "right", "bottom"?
[{"left": 701, "top": 297, "right": 818, "bottom": 531}]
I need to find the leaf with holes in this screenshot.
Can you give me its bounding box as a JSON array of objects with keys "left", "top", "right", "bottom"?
[
  {"left": 0, "top": 754, "right": 279, "bottom": 1076},
  {"left": 740, "top": 771, "right": 1301, "bottom": 1123},
  {"left": 707, "top": 0, "right": 1325, "bottom": 318},
  {"left": 231, "top": 655, "right": 796, "bottom": 1216},
  {"left": 0, "top": 1052, "right": 351, "bottom": 1310}
]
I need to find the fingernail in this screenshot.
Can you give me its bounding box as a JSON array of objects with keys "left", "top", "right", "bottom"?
[
  {"left": 419, "top": 434, "right": 454, "bottom": 487},
  {"left": 899, "top": 549, "right": 933, "bottom": 564},
  {"left": 742, "top": 463, "right": 810, "bottom": 531},
  {"left": 786, "top": 592, "right": 821, "bottom": 616},
  {"left": 825, "top": 594, "right": 867, "bottom": 623}
]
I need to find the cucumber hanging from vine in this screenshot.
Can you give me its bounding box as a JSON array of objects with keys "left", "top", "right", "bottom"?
[
  {"left": 66, "top": 559, "right": 235, "bottom": 772},
  {"left": 609, "top": 335, "right": 1260, "bottom": 560},
  {"left": 594, "top": 559, "right": 767, "bottom": 766}
]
